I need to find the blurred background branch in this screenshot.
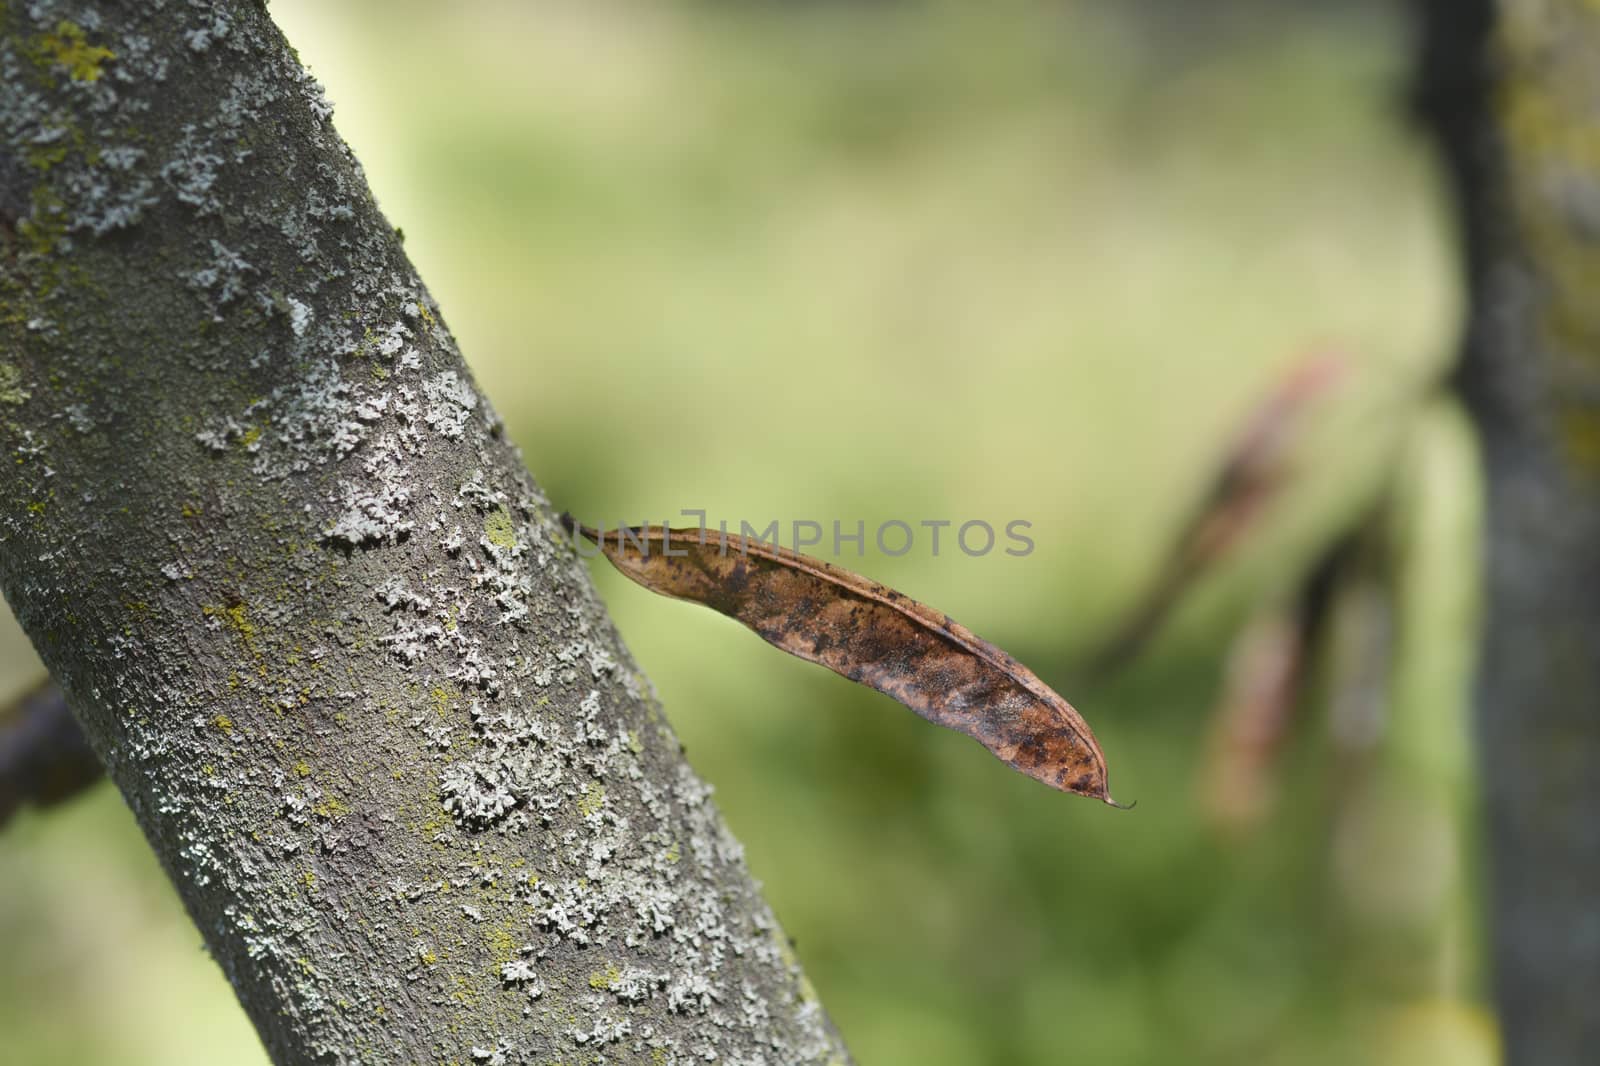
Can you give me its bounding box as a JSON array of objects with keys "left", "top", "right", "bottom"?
[
  {"left": 1088, "top": 350, "right": 1350, "bottom": 677},
  {"left": 0, "top": 682, "right": 100, "bottom": 829},
  {"left": 1414, "top": 1, "right": 1600, "bottom": 1061}
]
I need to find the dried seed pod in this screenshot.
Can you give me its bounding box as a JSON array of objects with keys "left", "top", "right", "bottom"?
[{"left": 565, "top": 517, "right": 1119, "bottom": 805}]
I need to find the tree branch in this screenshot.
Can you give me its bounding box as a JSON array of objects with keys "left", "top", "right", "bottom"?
[
  {"left": 0, "top": 680, "right": 102, "bottom": 827},
  {"left": 1413, "top": 1, "right": 1600, "bottom": 1060},
  {"left": 0, "top": 3, "right": 849, "bottom": 1063}
]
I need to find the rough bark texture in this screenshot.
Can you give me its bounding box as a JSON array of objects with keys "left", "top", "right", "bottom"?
[
  {"left": 1414, "top": 1, "right": 1600, "bottom": 1060},
  {"left": 0, "top": 3, "right": 850, "bottom": 1064}
]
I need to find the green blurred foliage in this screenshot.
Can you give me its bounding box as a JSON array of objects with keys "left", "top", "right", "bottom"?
[{"left": 0, "top": 2, "right": 1496, "bottom": 1064}]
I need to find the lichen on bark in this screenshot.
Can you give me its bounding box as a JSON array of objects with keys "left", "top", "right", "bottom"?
[{"left": 0, "top": 2, "right": 850, "bottom": 1063}]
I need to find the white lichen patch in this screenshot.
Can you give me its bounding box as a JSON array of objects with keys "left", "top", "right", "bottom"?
[
  {"left": 183, "top": 11, "right": 233, "bottom": 53},
  {"left": 186, "top": 239, "right": 254, "bottom": 316},
  {"left": 422, "top": 370, "right": 478, "bottom": 439},
  {"left": 440, "top": 759, "right": 519, "bottom": 828},
  {"left": 286, "top": 296, "right": 313, "bottom": 336},
  {"left": 161, "top": 124, "right": 226, "bottom": 213}
]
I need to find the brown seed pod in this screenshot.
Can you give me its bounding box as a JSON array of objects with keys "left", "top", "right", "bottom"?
[{"left": 564, "top": 516, "right": 1120, "bottom": 806}]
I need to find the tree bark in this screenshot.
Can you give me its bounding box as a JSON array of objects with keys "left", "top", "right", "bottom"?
[
  {"left": 1414, "top": 1, "right": 1600, "bottom": 1060},
  {"left": 0, "top": 3, "right": 849, "bottom": 1063}
]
